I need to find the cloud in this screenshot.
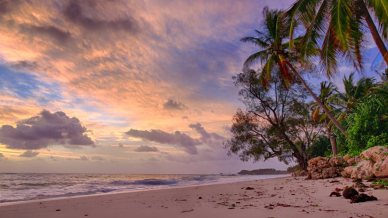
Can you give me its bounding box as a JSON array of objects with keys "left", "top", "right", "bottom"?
[
  {"left": 63, "top": 0, "right": 138, "bottom": 33},
  {"left": 189, "top": 123, "right": 224, "bottom": 144},
  {"left": 19, "top": 24, "right": 71, "bottom": 42},
  {"left": 19, "top": 150, "right": 39, "bottom": 157},
  {"left": 134, "top": 145, "right": 159, "bottom": 152},
  {"left": 163, "top": 99, "right": 187, "bottom": 110},
  {"left": 126, "top": 129, "right": 199, "bottom": 154},
  {"left": 0, "top": 110, "right": 94, "bottom": 150},
  {"left": 126, "top": 123, "right": 225, "bottom": 154}
]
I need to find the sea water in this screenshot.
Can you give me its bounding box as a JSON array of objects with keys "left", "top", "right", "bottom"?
[{"left": 0, "top": 173, "right": 288, "bottom": 203}]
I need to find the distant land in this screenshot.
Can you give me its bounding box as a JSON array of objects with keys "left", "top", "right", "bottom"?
[{"left": 238, "top": 168, "right": 288, "bottom": 175}]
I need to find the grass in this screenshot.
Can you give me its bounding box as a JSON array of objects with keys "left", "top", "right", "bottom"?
[{"left": 372, "top": 179, "right": 388, "bottom": 186}]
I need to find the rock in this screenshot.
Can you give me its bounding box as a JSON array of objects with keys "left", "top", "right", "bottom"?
[
  {"left": 329, "top": 156, "right": 345, "bottom": 167},
  {"left": 350, "top": 193, "right": 377, "bottom": 203},
  {"left": 321, "top": 167, "right": 339, "bottom": 178},
  {"left": 343, "top": 155, "right": 351, "bottom": 162},
  {"left": 307, "top": 156, "right": 347, "bottom": 179},
  {"left": 361, "top": 146, "right": 387, "bottom": 162},
  {"left": 373, "top": 154, "right": 388, "bottom": 178},
  {"left": 370, "top": 184, "right": 385, "bottom": 189},
  {"left": 292, "top": 170, "right": 307, "bottom": 177},
  {"left": 341, "top": 166, "right": 353, "bottom": 178},
  {"left": 346, "top": 156, "right": 361, "bottom": 166},
  {"left": 329, "top": 192, "right": 341, "bottom": 197},
  {"left": 341, "top": 146, "right": 388, "bottom": 179},
  {"left": 342, "top": 187, "right": 358, "bottom": 199},
  {"left": 351, "top": 160, "right": 374, "bottom": 179}
]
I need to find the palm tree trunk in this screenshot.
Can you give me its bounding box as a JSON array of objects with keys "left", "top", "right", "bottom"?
[
  {"left": 327, "top": 126, "right": 337, "bottom": 156},
  {"left": 286, "top": 63, "right": 348, "bottom": 136},
  {"left": 359, "top": 1, "right": 388, "bottom": 65}
]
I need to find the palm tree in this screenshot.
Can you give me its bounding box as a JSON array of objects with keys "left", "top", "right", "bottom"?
[
  {"left": 287, "top": 0, "right": 388, "bottom": 76},
  {"left": 241, "top": 8, "right": 347, "bottom": 136},
  {"left": 311, "top": 82, "right": 339, "bottom": 155},
  {"left": 334, "top": 73, "right": 376, "bottom": 121}
]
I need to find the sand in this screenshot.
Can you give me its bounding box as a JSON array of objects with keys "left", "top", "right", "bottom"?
[{"left": 1, "top": 177, "right": 387, "bottom": 218}]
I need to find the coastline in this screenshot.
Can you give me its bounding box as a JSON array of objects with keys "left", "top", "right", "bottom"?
[
  {"left": 1, "top": 176, "right": 387, "bottom": 218},
  {"left": 0, "top": 174, "right": 289, "bottom": 205}
]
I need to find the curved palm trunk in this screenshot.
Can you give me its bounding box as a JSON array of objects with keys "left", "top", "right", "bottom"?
[
  {"left": 359, "top": 1, "right": 388, "bottom": 65},
  {"left": 286, "top": 63, "right": 348, "bottom": 136}
]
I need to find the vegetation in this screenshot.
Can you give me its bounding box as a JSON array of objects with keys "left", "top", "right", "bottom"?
[
  {"left": 226, "top": 2, "right": 388, "bottom": 169},
  {"left": 241, "top": 7, "right": 347, "bottom": 136},
  {"left": 372, "top": 179, "right": 388, "bottom": 187},
  {"left": 288, "top": 0, "right": 388, "bottom": 72},
  {"left": 225, "top": 71, "right": 322, "bottom": 170}
]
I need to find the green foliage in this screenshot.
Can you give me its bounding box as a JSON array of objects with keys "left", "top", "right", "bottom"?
[
  {"left": 307, "top": 136, "right": 331, "bottom": 158},
  {"left": 287, "top": 0, "right": 388, "bottom": 76},
  {"left": 226, "top": 69, "right": 323, "bottom": 170},
  {"left": 372, "top": 179, "right": 388, "bottom": 187},
  {"left": 346, "top": 89, "right": 388, "bottom": 153},
  {"left": 336, "top": 82, "right": 388, "bottom": 155}
]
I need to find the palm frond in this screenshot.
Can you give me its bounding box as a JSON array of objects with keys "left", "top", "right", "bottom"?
[
  {"left": 243, "top": 50, "right": 269, "bottom": 68},
  {"left": 367, "top": 0, "right": 388, "bottom": 39}
]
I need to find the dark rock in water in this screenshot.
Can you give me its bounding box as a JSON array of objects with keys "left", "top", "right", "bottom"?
[
  {"left": 343, "top": 187, "right": 359, "bottom": 199},
  {"left": 238, "top": 168, "right": 287, "bottom": 175},
  {"left": 198, "top": 196, "right": 202, "bottom": 199},
  {"left": 245, "top": 187, "right": 254, "bottom": 190},
  {"left": 329, "top": 192, "right": 341, "bottom": 197},
  {"left": 350, "top": 193, "right": 378, "bottom": 203}
]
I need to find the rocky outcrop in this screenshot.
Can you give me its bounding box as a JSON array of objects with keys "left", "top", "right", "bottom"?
[
  {"left": 342, "top": 146, "right": 388, "bottom": 179},
  {"left": 307, "top": 156, "right": 347, "bottom": 179},
  {"left": 343, "top": 155, "right": 361, "bottom": 166}
]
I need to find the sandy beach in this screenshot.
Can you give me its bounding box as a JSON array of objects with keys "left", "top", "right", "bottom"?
[{"left": 1, "top": 176, "right": 387, "bottom": 218}]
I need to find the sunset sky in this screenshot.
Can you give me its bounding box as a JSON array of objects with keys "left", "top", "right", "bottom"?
[{"left": 0, "top": 0, "right": 383, "bottom": 174}]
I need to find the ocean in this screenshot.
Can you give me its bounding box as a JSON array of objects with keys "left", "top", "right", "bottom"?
[{"left": 0, "top": 173, "right": 288, "bottom": 204}]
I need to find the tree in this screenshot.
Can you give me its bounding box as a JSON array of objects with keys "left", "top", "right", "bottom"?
[
  {"left": 241, "top": 7, "right": 347, "bottom": 136},
  {"left": 311, "top": 82, "right": 339, "bottom": 155},
  {"left": 225, "top": 70, "right": 323, "bottom": 170},
  {"left": 344, "top": 82, "right": 388, "bottom": 154},
  {"left": 334, "top": 73, "right": 375, "bottom": 121},
  {"left": 287, "top": 0, "right": 388, "bottom": 74}
]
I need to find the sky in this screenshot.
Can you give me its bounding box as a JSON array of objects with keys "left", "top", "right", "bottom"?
[{"left": 0, "top": 0, "right": 385, "bottom": 174}]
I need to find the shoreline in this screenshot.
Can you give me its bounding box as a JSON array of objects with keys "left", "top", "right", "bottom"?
[
  {"left": 1, "top": 176, "right": 387, "bottom": 218},
  {"left": 0, "top": 174, "right": 289, "bottom": 206}
]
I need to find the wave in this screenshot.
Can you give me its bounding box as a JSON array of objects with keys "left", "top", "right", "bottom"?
[{"left": 111, "top": 179, "right": 178, "bottom": 186}]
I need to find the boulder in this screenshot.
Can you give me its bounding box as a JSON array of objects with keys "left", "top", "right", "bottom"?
[
  {"left": 329, "top": 156, "right": 346, "bottom": 167},
  {"left": 351, "top": 160, "right": 374, "bottom": 179},
  {"left": 361, "top": 146, "right": 387, "bottom": 163},
  {"left": 348, "top": 157, "right": 361, "bottom": 166},
  {"left": 341, "top": 166, "right": 353, "bottom": 178},
  {"left": 307, "top": 156, "right": 346, "bottom": 179},
  {"left": 341, "top": 146, "right": 388, "bottom": 179},
  {"left": 373, "top": 154, "right": 388, "bottom": 178}
]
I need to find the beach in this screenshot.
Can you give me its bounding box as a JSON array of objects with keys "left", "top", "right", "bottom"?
[{"left": 1, "top": 176, "right": 387, "bottom": 218}]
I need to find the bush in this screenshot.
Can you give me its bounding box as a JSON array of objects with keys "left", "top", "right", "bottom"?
[
  {"left": 308, "top": 136, "right": 331, "bottom": 158},
  {"left": 345, "top": 83, "right": 388, "bottom": 154}
]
